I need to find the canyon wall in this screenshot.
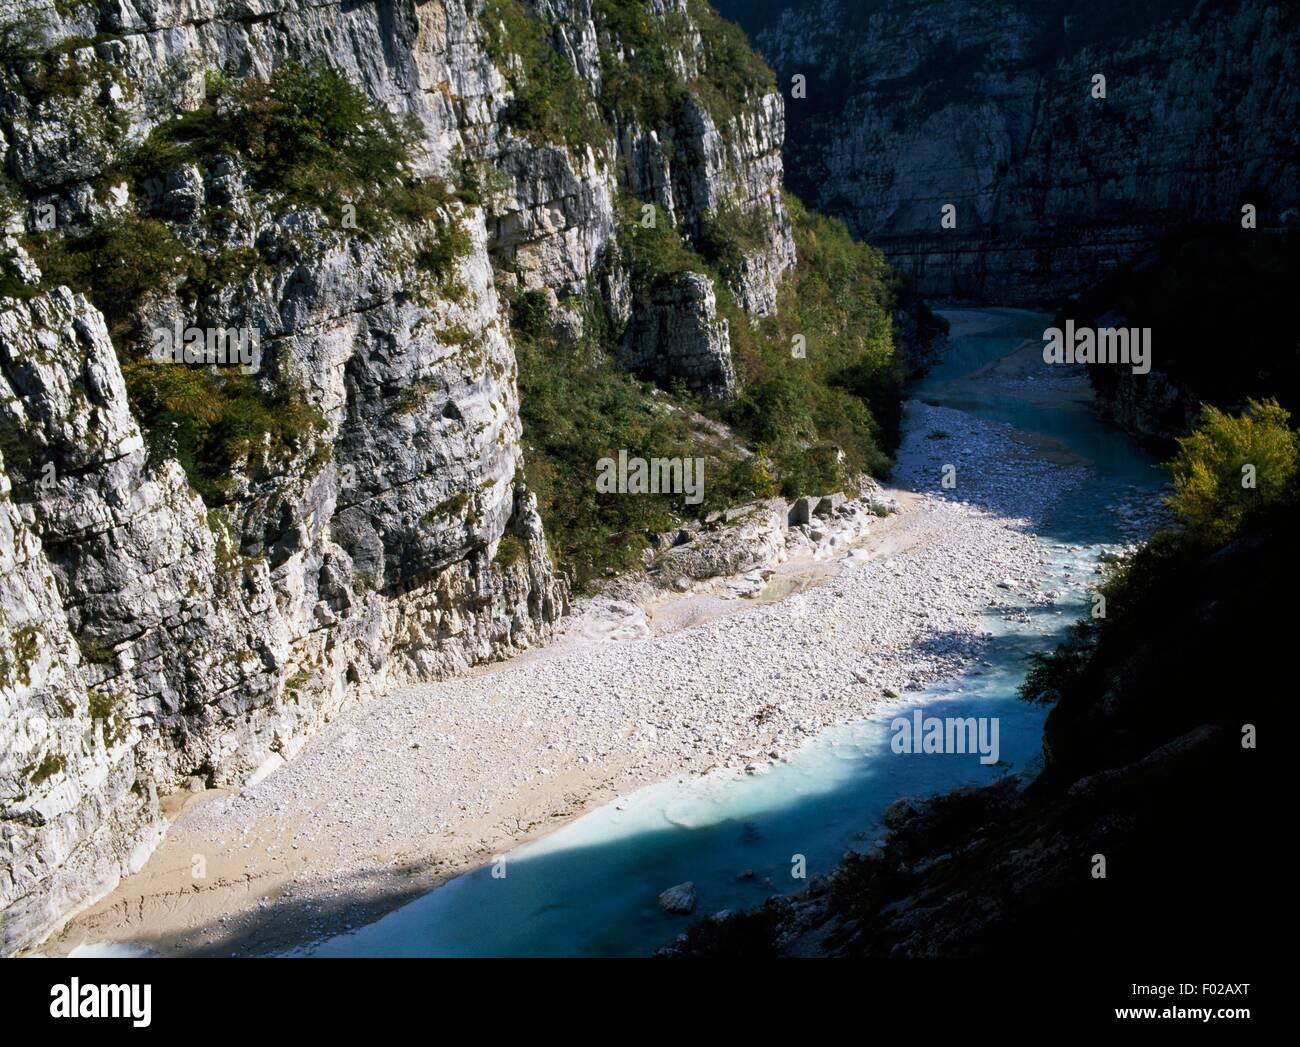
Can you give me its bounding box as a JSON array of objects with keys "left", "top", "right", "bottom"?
[
  {"left": 720, "top": 0, "right": 1300, "bottom": 304},
  {"left": 0, "top": 0, "right": 799, "bottom": 952}
]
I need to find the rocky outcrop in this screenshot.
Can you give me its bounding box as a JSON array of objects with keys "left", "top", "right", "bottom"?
[
  {"left": 0, "top": 0, "right": 803, "bottom": 952},
  {"left": 721, "top": 0, "right": 1300, "bottom": 303},
  {"left": 1091, "top": 364, "right": 1200, "bottom": 450},
  {"left": 0, "top": 252, "right": 563, "bottom": 953},
  {"left": 654, "top": 497, "right": 787, "bottom": 580},
  {"left": 622, "top": 271, "right": 735, "bottom": 399},
  {"left": 620, "top": 89, "right": 795, "bottom": 317},
  {"left": 658, "top": 881, "right": 696, "bottom": 914},
  {"left": 0, "top": 433, "right": 165, "bottom": 954}
]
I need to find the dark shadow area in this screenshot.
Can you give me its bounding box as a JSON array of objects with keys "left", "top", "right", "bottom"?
[{"left": 669, "top": 489, "right": 1289, "bottom": 959}]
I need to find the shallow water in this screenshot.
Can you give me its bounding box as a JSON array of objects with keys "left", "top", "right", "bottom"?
[
  {"left": 307, "top": 308, "right": 1164, "bottom": 958},
  {"left": 913, "top": 308, "right": 1160, "bottom": 504}
]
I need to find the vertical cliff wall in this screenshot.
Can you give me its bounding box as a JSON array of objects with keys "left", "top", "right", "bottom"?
[
  {"left": 0, "top": 0, "right": 804, "bottom": 951},
  {"left": 719, "top": 0, "right": 1300, "bottom": 304}
]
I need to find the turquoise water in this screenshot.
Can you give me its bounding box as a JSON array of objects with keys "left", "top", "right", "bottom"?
[
  {"left": 912, "top": 308, "right": 1162, "bottom": 520},
  {"left": 307, "top": 308, "right": 1164, "bottom": 958}
]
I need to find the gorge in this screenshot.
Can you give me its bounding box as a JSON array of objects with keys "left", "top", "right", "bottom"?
[
  {"left": 0, "top": 0, "right": 1292, "bottom": 965},
  {"left": 0, "top": 0, "right": 856, "bottom": 954}
]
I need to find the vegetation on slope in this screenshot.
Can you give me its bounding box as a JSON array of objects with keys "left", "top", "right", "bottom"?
[
  {"left": 724, "top": 196, "right": 904, "bottom": 480},
  {"left": 591, "top": 0, "right": 776, "bottom": 126},
  {"left": 516, "top": 190, "right": 905, "bottom": 586},
  {"left": 490, "top": 2, "right": 906, "bottom": 583},
  {"left": 482, "top": 0, "right": 608, "bottom": 152},
  {"left": 8, "top": 61, "right": 470, "bottom": 505},
  {"left": 121, "top": 365, "right": 329, "bottom": 504},
  {"left": 513, "top": 287, "right": 769, "bottom": 587}
]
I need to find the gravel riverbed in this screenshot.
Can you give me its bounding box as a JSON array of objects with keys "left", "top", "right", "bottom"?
[{"left": 49, "top": 400, "right": 1094, "bottom": 956}]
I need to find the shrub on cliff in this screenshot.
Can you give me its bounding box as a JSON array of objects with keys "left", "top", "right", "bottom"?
[
  {"left": 26, "top": 216, "right": 189, "bottom": 342},
  {"left": 592, "top": 0, "right": 775, "bottom": 127},
  {"left": 618, "top": 201, "right": 701, "bottom": 290},
  {"left": 695, "top": 202, "right": 771, "bottom": 272},
  {"left": 123, "top": 362, "right": 326, "bottom": 504},
  {"left": 483, "top": 0, "right": 607, "bottom": 152},
  {"left": 130, "top": 61, "right": 442, "bottom": 228}
]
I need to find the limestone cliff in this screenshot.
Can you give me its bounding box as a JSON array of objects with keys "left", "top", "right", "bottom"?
[
  {"left": 0, "top": 0, "right": 803, "bottom": 952},
  {"left": 720, "top": 0, "right": 1300, "bottom": 303}
]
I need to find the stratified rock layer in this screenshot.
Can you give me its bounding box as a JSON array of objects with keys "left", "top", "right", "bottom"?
[
  {"left": 0, "top": 0, "right": 800, "bottom": 951},
  {"left": 724, "top": 0, "right": 1300, "bottom": 303}
]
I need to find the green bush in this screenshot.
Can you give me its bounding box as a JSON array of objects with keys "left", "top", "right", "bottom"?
[
  {"left": 129, "top": 61, "right": 440, "bottom": 229},
  {"left": 512, "top": 290, "right": 551, "bottom": 339},
  {"left": 618, "top": 201, "right": 700, "bottom": 291},
  {"left": 1166, "top": 398, "right": 1299, "bottom": 542},
  {"left": 514, "top": 288, "right": 756, "bottom": 588},
  {"left": 592, "top": 0, "right": 774, "bottom": 128},
  {"left": 123, "top": 361, "right": 326, "bottom": 504},
  {"left": 483, "top": 0, "right": 607, "bottom": 153},
  {"left": 414, "top": 218, "right": 473, "bottom": 283},
  {"left": 723, "top": 195, "right": 902, "bottom": 478},
  {"left": 495, "top": 533, "right": 528, "bottom": 568},
  {"left": 696, "top": 202, "right": 770, "bottom": 271},
  {"left": 26, "top": 217, "right": 192, "bottom": 341}
]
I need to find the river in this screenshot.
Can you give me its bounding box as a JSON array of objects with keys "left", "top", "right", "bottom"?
[{"left": 303, "top": 307, "right": 1165, "bottom": 957}]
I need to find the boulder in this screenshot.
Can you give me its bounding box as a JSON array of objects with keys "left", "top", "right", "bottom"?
[
  {"left": 789, "top": 496, "right": 818, "bottom": 526},
  {"left": 659, "top": 882, "right": 697, "bottom": 915},
  {"left": 813, "top": 492, "right": 845, "bottom": 517}
]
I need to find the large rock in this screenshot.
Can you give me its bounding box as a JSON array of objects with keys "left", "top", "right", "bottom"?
[
  {"left": 659, "top": 881, "right": 697, "bottom": 914},
  {"left": 657, "top": 500, "right": 787, "bottom": 580},
  {"left": 623, "top": 272, "right": 737, "bottom": 400}
]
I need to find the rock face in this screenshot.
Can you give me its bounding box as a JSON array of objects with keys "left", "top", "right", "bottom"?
[
  {"left": 623, "top": 272, "right": 736, "bottom": 399},
  {"left": 720, "top": 0, "right": 1300, "bottom": 303},
  {"left": 0, "top": 0, "right": 801, "bottom": 952},
  {"left": 1091, "top": 364, "right": 1201, "bottom": 450}
]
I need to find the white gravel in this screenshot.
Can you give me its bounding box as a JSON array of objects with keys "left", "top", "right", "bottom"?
[{"left": 51, "top": 400, "right": 1093, "bottom": 955}]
